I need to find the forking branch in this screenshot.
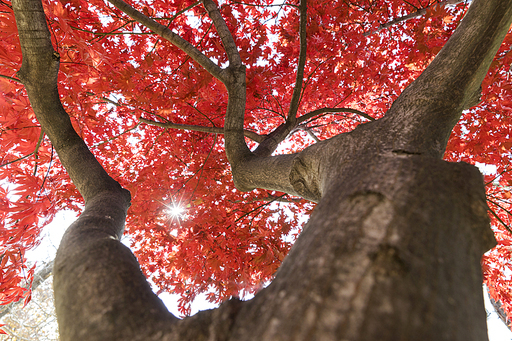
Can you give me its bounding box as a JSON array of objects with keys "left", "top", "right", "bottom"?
[
  {"left": 106, "top": 0, "right": 225, "bottom": 82},
  {"left": 202, "top": 0, "right": 243, "bottom": 69}
]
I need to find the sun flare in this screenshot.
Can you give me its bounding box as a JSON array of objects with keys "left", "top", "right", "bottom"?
[{"left": 166, "top": 204, "right": 185, "bottom": 218}]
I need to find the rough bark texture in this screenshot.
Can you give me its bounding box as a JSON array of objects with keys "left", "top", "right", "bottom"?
[
  {"left": 10, "top": 0, "right": 512, "bottom": 340},
  {"left": 229, "top": 156, "right": 494, "bottom": 340}
]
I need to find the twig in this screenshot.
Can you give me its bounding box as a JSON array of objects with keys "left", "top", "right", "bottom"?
[
  {"left": 0, "top": 74, "right": 22, "bottom": 83},
  {"left": 234, "top": 194, "right": 288, "bottom": 224},
  {"left": 37, "top": 145, "right": 53, "bottom": 197},
  {"left": 70, "top": 24, "right": 152, "bottom": 36},
  {"left": 228, "top": 1, "right": 298, "bottom": 8},
  {"left": 93, "top": 122, "right": 142, "bottom": 148},
  {"left": 162, "top": 2, "right": 201, "bottom": 26},
  {"left": 0, "top": 130, "right": 44, "bottom": 168},
  {"left": 190, "top": 134, "right": 218, "bottom": 200},
  {"left": 484, "top": 166, "right": 511, "bottom": 186},
  {"left": 139, "top": 117, "right": 264, "bottom": 143},
  {"left": 363, "top": 0, "right": 466, "bottom": 36},
  {"left": 487, "top": 199, "right": 512, "bottom": 235},
  {"left": 0, "top": 260, "right": 54, "bottom": 320}
]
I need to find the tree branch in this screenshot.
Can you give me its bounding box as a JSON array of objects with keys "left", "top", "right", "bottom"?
[
  {"left": 139, "top": 117, "right": 265, "bottom": 143},
  {"left": 160, "top": 1, "right": 201, "bottom": 26},
  {"left": 487, "top": 198, "right": 512, "bottom": 235},
  {"left": 488, "top": 293, "right": 510, "bottom": 328},
  {"left": 0, "top": 260, "right": 54, "bottom": 320},
  {"left": 297, "top": 107, "right": 375, "bottom": 124},
  {"left": 286, "top": 0, "right": 307, "bottom": 125},
  {"left": 0, "top": 130, "right": 44, "bottom": 168},
  {"left": 93, "top": 122, "right": 142, "bottom": 148},
  {"left": 227, "top": 0, "right": 512, "bottom": 201},
  {"left": 383, "top": 0, "right": 512, "bottom": 158},
  {"left": 70, "top": 25, "right": 152, "bottom": 36},
  {"left": 106, "top": 0, "right": 225, "bottom": 82},
  {"left": 228, "top": 1, "right": 298, "bottom": 9},
  {"left": 10, "top": 2, "right": 193, "bottom": 339},
  {"left": 202, "top": 0, "right": 243, "bottom": 68},
  {"left": 13, "top": 0, "right": 129, "bottom": 204},
  {"left": 363, "top": 0, "right": 466, "bottom": 36},
  {"left": 292, "top": 125, "right": 321, "bottom": 142},
  {"left": 253, "top": 122, "right": 296, "bottom": 157},
  {"left": 252, "top": 107, "right": 373, "bottom": 157},
  {"left": 0, "top": 74, "right": 21, "bottom": 83}
]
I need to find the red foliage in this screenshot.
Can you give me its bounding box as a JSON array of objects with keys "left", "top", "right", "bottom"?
[{"left": 0, "top": 0, "right": 511, "bottom": 318}]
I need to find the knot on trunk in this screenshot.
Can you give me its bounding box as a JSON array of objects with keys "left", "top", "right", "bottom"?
[{"left": 289, "top": 156, "right": 321, "bottom": 202}]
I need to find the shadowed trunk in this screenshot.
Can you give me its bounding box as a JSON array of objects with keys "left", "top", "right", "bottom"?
[
  {"left": 11, "top": 0, "right": 512, "bottom": 339},
  {"left": 230, "top": 154, "right": 493, "bottom": 340}
]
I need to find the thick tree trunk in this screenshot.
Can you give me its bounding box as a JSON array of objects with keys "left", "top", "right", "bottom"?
[{"left": 229, "top": 156, "right": 494, "bottom": 340}]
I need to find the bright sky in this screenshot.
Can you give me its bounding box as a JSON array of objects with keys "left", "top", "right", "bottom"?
[{"left": 484, "top": 286, "right": 512, "bottom": 340}]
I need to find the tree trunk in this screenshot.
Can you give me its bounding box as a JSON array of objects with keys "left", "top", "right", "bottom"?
[{"left": 229, "top": 155, "right": 494, "bottom": 340}]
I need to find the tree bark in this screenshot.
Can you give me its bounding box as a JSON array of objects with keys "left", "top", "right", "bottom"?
[
  {"left": 229, "top": 155, "right": 494, "bottom": 340},
  {"left": 10, "top": 0, "right": 512, "bottom": 340}
]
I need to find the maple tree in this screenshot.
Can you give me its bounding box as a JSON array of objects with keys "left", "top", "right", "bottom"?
[{"left": 1, "top": 0, "right": 512, "bottom": 338}]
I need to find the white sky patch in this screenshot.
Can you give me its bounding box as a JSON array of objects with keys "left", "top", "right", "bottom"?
[
  {"left": 158, "top": 291, "right": 219, "bottom": 317},
  {"left": 476, "top": 162, "right": 498, "bottom": 175},
  {"left": 25, "top": 210, "right": 77, "bottom": 263},
  {"left": 484, "top": 285, "right": 512, "bottom": 340}
]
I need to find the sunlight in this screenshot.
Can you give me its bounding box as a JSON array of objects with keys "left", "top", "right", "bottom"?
[{"left": 166, "top": 203, "right": 185, "bottom": 218}]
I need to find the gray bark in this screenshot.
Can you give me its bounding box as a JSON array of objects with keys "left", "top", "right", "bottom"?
[
  {"left": 489, "top": 296, "right": 510, "bottom": 328},
  {"left": 10, "top": 0, "right": 512, "bottom": 340}
]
